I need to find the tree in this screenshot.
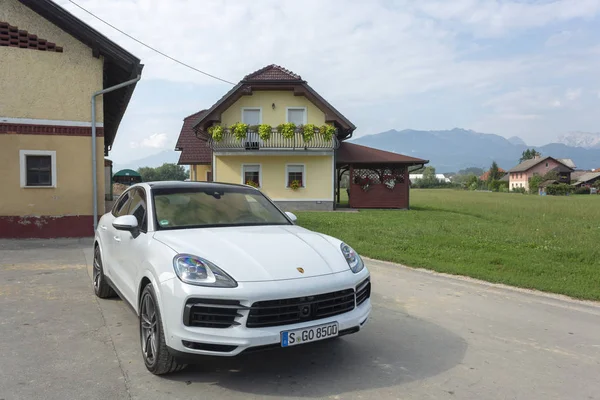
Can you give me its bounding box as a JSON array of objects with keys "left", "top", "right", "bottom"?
[
  {"left": 528, "top": 173, "right": 543, "bottom": 194},
  {"left": 457, "top": 167, "right": 484, "bottom": 176},
  {"left": 421, "top": 166, "right": 438, "bottom": 186},
  {"left": 137, "top": 166, "right": 157, "bottom": 182},
  {"left": 137, "top": 163, "right": 188, "bottom": 182},
  {"left": 487, "top": 161, "right": 502, "bottom": 183},
  {"left": 519, "top": 148, "right": 541, "bottom": 163}
]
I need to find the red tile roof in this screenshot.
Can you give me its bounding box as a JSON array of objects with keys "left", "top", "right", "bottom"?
[
  {"left": 336, "top": 142, "right": 428, "bottom": 165},
  {"left": 0, "top": 21, "right": 63, "bottom": 52},
  {"left": 479, "top": 168, "right": 506, "bottom": 181},
  {"left": 176, "top": 110, "right": 212, "bottom": 165},
  {"left": 244, "top": 64, "right": 302, "bottom": 81}
]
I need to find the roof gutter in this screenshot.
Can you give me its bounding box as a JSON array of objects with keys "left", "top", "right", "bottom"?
[{"left": 91, "top": 75, "right": 141, "bottom": 231}]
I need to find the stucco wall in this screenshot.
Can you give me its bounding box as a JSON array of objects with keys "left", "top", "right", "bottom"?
[
  {"left": 220, "top": 91, "right": 326, "bottom": 127},
  {"left": 191, "top": 164, "right": 212, "bottom": 181},
  {"left": 0, "top": 0, "right": 104, "bottom": 123},
  {"left": 214, "top": 154, "right": 334, "bottom": 201},
  {"left": 0, "top": 134, "right": 105, "bottom": 216}
]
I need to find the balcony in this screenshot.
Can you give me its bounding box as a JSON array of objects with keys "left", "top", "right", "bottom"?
[{"left": 208, "top": 128, "right": 339, "bottom": 151}]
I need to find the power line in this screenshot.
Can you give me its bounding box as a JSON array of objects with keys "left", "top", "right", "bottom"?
[{"left": 66, "top": 0, "right": 236, "bottom": 85}]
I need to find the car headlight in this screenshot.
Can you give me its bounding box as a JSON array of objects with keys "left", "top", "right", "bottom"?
[
  {"left": 340, "top": 242, "right": 364, "bottom": 273},
  {"left": 172, "top": 254, "right": 237, "bottom": 287}
]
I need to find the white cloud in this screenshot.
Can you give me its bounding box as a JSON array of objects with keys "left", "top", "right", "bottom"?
[
  {"left": 545, "top": 31, "right": 574, "bottom": 47},
  {"left": 566, "top": 88, "right": 582, "bottom": 101},
  {"left": 417, "top": 0, "right": 600, "bottom": 37},
  {"left": 130, "top": 133, "right": 168, "bottom": 149},
  {"left": 52, "top": 0, "right": 600, "bottom": 152}
]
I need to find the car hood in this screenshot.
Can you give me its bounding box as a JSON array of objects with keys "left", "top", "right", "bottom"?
[{"left": 153, "top": 225, "right": 349, "bottom": 282}]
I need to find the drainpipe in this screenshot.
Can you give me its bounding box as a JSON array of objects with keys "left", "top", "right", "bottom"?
[{"left": 92, "top": 75, "right": 141, "bottom": 231}]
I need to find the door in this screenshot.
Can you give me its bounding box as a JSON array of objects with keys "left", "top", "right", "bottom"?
[
  {"left": 115, "top": 188, "right": 149, "bottom": 305},
  {"left": 242, "top": 108, "right": 261, "bottom": 148},
  {"left": 100, "top": 190, "right": 132, "bottom": 283}
]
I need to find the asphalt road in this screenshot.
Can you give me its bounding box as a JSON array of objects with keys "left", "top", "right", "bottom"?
[{"left": 1, "top": 239, "right": 599, "bottom": 400}]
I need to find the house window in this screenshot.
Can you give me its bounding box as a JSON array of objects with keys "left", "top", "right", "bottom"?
[
  {"left": 242, "top": 164, "right": 261, "bottom": 187},
  {"left": 287, "top": 107, "right": 307, "bottom": 125},
  {"left": 19, "top": 150, "right": 57, "bottom": 188},
  {"left": 242, "top": 108, "right": 261, "bottom": 125},
  {"left": 286, "top": 164, "right": 305, "bottom": 188}
]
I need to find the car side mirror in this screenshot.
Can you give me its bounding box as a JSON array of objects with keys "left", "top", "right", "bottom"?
[
  {"left": 285, "top": 211, "right": 297, "bottom": 223},
  {"left": 113, "top": 215, "right": 139, "bottom": 232}
]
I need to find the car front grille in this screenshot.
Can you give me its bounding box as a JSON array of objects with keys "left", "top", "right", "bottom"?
[
  {"left": 183, "top": 298, "right": 243, "bottom": 328},
  {"left": 356, "top": 278, "right": 371, "bottom": 306},
  {"left": 246, "top": 288, "right": 356, "bottom": 328}
]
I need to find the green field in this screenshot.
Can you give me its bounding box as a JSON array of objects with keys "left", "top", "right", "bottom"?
[{"left": 296, "top": 190, "right": 600, "bottom": 300}]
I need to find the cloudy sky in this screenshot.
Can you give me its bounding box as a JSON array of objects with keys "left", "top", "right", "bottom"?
[{"left": 56, "top": 0, "right": 600, "bottom": 164}]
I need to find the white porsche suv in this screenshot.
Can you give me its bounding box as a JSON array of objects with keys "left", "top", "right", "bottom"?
[{"left": 93, "top": 181, "right": 371, "bottom": 374}]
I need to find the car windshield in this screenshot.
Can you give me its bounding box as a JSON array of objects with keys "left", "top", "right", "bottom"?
[{"left": 152, "top": 186, "right": 291, "bottom": 229}]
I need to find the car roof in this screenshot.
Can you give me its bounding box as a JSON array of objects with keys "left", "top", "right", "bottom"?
[{"left": 144, "top": 181, "right": 252, "bottom": 191}]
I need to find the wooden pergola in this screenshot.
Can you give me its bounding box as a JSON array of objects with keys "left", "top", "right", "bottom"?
[{"left": 336, "top": 142, "right": 428, "bottom": 209}]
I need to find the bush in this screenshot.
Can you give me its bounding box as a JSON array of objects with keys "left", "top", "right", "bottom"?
[
  {"left": 574, "top": 186, "right": 591, "bottom": 195},
  {"left": 511, "top": 187, "right": 526, "bottom": 194},
  {"left": 545, "top": 183, "right": 573, "bottom": 196}
]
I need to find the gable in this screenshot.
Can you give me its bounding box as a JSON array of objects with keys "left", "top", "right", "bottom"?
[{"left": 192, "top": 65, "right": 356, "bottom": 139}]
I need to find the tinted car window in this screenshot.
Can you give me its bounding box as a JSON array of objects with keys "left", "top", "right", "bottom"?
[
  {"left": 112, "top": 191, "right": 132, "bottom": 217},
  {"left": 128, "top": 188, "right": 147, "bottom": 231},
  {"left": 153, "top": 186, "right": 290, "bottom": 230}
]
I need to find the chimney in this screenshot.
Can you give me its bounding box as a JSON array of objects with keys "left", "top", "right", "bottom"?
[{"left": 534, "top": 154, "right": 540, "bottom": 160}]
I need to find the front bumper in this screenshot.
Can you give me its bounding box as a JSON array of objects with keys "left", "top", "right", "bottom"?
[{"left": 159, "top": 269, "right": 371, "bottom": 357}]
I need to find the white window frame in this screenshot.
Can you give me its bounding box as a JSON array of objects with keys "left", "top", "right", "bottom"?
[
  {"left": 241, "top": 164, "right": 262, "bottom": 188},
  {"left": 19, "top": 150, "right": 57, "bottom": 188},
  {"left": 285, "top": 164, "right": 306, "bottom": 188},
  {"left": 241, "top": 107, "right": 262, "bottom": 125},
  {"left": 286, "top": 107, "right": 307, "bottom": 125}
]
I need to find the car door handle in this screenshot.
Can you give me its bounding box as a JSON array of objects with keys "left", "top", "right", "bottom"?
[
  {"left": 113, "top": 236, "right": 121, "bottom": 242},
  {"left": 100, "top": 225, "right": 107, "bottom": 231}
]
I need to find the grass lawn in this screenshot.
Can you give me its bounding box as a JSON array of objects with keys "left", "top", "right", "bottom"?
[{"left": 296, "top": 190, "right": 600, "bottom": 300}]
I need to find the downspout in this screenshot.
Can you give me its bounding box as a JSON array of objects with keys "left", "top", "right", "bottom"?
[{"left": 92, "top": 75, "right": 141, "bottom": 231}]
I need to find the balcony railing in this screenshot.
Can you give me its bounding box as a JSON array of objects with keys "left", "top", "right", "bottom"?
[{"left": 208, "top": 128, "right": 339, "bottom": 151}]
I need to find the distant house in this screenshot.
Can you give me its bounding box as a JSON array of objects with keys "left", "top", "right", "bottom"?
[
  {"left": 479, "top": 168, "right": 506, "bottom": 181},
  {"left": 572, "top": 172, "right": 600, "bottom": 188},
  {"left": 508, "top": 156, "right": 574, "bottom": 192}
]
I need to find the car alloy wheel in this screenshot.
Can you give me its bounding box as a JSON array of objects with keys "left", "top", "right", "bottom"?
[
  {"left": 93, "top": 246, "right": 116, "bottom": 298},
  {"left": 140, "top": 292, "right": 158, "bottom": 366}
]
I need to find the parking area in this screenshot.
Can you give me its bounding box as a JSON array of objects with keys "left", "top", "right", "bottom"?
[{"left": 1, "top": 239, "right": 599, "bottom": 400}]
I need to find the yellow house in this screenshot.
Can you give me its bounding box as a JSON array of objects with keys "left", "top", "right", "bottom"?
[
  {"left": 176, "top": 65, "right": 357, "bottom": 211},
  {"left": 0, "top": 0, "right": 142, "bottom": 238}
]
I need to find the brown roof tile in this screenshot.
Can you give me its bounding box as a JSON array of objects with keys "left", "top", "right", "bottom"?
[
  {"left": 244, "top": 64, "right": 302, "bottom": 81},
  {"left": 336, "top": 142, "right": 428, "bottom": 165},
  {"left": 0, "top": 20, "right": 63, "bottom": 52},
  {"left": 175, "top": 110, "right": 212, "bottom": 165}
]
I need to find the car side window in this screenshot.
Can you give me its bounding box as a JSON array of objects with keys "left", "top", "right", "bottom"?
[
  {"left": 128, "top": 188, "right": 148, "bottom": 232},
  {"left": 112, "top": 191, "right": 132, "bottom": 217}
]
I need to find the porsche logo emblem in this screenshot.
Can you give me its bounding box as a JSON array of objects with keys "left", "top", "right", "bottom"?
[{"left": 296, "top": 267, "right": 305, "bottom": 274}]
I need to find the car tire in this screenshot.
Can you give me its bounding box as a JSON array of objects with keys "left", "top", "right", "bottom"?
[
  {"left": 139, "top": 284, "right": 187, "bottom": 375},
  {"left": 93, "top": 246, "right": 117, "bottom": 299}
]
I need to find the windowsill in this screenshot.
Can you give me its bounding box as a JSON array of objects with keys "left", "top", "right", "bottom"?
[
  {"left": 286, "top": 187, "right": 306, "bottom": 190},
  {"left": 21, "top": 185, "right": 56, "bottom": 189}
]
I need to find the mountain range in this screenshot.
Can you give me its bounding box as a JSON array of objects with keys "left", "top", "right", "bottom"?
[
  {"left": 351, "top": 128, "right": 600, "bottom": 172},
  {"left": 113, "top": 129, "right": 600, "bottom": 174},
  {"left": 113, "top": 150, "right": 180, "bottom": 172},
  {"left": 557, "top": 131, "right": 600, "bottom": 149}
]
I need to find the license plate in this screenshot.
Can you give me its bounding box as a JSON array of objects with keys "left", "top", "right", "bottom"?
[{"left": 280, "top": 322, "right": 339, "bottom": 347}]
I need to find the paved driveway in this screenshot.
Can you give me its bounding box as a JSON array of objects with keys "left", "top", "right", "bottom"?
[{"left": 1, "top": 239, "right": 599, "bottom": 400}]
